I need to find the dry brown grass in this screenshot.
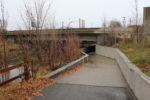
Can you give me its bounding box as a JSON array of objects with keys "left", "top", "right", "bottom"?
[
  {"left": 0, "top": 77, "right": 56, "bottom": 100},
  {"left": 36, "top": 66, "right": 51, "bottom": 77}
]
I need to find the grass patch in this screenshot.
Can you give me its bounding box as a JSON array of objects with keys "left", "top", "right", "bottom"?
[
  {"left": 120, "top": 47, "right": 150, "bottom": 64},
  {"left": 119, "top": 39, "right": 150, "bottom": 76}
]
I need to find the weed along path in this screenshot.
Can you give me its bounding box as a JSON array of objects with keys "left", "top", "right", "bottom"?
[{"left": 33, "top": 55, "right": 136, "bottom": 100}]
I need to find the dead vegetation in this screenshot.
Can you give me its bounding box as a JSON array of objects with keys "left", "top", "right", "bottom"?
[
  {"left": 17, "top": 0, "right": 81, "bottom": 79},
  {"left": 0, "top": 64, "right": 85, "bottom": 100},
  {"left": 0, "top": 0, "right": 81, "bottom": 84}
]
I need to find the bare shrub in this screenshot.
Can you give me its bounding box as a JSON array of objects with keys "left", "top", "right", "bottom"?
[
  {"left": 0, "top": 0, "right": 9, "bottom": 83},
  {"left": 17, "top": 0, "right": 81, "bottom": 78},
  {"left": 37, "top": 29, "right": 81, "bottom": 71}
]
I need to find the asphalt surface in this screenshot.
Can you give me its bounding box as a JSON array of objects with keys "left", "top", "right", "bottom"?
[
  {"left": 33, "top": 55, "right": 136, "bottom": 100},
  {"left": 33, "top": 84, "right": 135, "bottom": 100}
]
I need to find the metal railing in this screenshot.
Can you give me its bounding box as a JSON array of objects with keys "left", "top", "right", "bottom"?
[{"left": 0, "top": 63, "right": 29, "bottom": 86}]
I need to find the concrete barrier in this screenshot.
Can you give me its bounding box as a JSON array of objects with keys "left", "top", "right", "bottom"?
[
  {"left": 96, "top": 45, "right": 150, "bottom": 100},
  {"left": 44, "top": 52, "right": 89, "bottom": 78}
]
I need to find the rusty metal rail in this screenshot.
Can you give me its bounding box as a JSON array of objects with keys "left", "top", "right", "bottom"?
[
  {"left": 0, "top": 73, "right": 24, "bottom": 86},
  {"left": 0, "top": 63, "right": 27, "bottom": 86},
  {"left": 0, "top": 63, "right": 25, "bottom": 74}
]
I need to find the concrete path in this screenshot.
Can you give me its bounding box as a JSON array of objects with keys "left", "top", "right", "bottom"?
[
  {"left": 57, "top": 55, "right": 127, "bottom": 87},
  {"left": 33, "top": 55, "right": 136, "bottom": 100}
]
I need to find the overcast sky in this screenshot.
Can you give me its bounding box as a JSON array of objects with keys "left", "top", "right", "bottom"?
[{"left": 3, "top": 0, "right": 150, "bottom": 30}]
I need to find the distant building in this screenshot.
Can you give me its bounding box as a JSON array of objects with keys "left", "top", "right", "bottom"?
[
  {"left": 128, "top": 25, "right": 143, "bottom": 34},
  {"left": 143, "top": 7, "right": 150, "bottom": 34}
]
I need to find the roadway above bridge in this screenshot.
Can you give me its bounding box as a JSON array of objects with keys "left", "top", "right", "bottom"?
[{"left": 7, "top": 27, "right": 132, "bottom": 35}]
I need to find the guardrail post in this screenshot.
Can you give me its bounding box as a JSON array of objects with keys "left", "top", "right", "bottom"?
[{"left": 24, "top": 56, "right": 29, "bottom": 81}]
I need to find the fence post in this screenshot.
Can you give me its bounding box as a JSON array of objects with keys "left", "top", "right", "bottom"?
[{"left": 24, "top": 56, "right": 30, "bottom": 81}]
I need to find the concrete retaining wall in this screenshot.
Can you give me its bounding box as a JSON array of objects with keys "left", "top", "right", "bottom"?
[
  {"left": 96, "top": 45, "right": 150, "bottom": 100},
  {"left": 44, "top": 52, "right": 89, "bottom": 78}
]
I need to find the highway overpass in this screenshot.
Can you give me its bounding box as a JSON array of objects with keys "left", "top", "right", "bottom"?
[{"left": 6, "top": 28, "right": 127, "bottom": 53}]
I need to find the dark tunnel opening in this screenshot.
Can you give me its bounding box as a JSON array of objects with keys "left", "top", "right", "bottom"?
[
  {"left": 84, "top": 45, "right": 95, "bottom": 54},
  {"left": 81, "top": 41, "right": 96, "bottom": 54}
]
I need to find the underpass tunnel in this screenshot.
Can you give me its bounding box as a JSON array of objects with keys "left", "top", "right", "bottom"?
[{"left": 81, "top": 41, "right": 96, "bottom": 54}]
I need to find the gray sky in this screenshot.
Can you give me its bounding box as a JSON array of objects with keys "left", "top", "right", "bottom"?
[{"left": 4, "top": 0, "right": 150, "bottom": 30}]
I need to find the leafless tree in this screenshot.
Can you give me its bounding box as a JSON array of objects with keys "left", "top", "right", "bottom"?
[
  {"left": 19, "top": 0, "right": 81, "bottom": 78},
  {"left": 134, "top": 0, "right": 139, "bottom": 43},
  {"left": 109, "top": 20, "right": 122, "bottom": 28},
  {"left": 0, "top": 0, "right": 9, "bottom": 83},
  {"left": 19, "top": 0, "right": 52, "bottom": 78},
  {"left": 132, "top": 0, "right": 143, "bottom": 43},
  {"left": 101, "top": 16, "right": 107, "bottom": 45},
  {"left": 109, "top": 20, "right": 122, "bottom": 46}
]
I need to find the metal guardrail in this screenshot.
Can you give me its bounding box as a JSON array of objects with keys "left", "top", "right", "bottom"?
[
  {"left": 0, "top": 63, "right": 24, "bottom": 74},
  {"left": 0, "top": 63, "right": 28, "bottom": 86}
]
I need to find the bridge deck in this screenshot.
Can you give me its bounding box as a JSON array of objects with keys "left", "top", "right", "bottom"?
[{"left": 33, "top": 55, "right": 136, "bottom": 100}]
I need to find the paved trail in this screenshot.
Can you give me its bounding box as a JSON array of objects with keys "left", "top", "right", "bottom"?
[{"left": 33, "top": 55, "right": 136, "bottom": 100}]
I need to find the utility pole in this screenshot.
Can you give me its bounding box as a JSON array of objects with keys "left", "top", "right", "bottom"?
[
  {"left": 122, "top": 17, "right": 127, "bottom": 43},
  {"left": 122, "top": 17, "right": 126, "bottom": 34},
  {"left": 62, "top": 21, "right": 64, "bottom": 29},
  {"left": 135, "top": 0, "right": 139, "bottom": 43},
  {"left": 102, "top": 17, "right": 106, "bottom": 45},
  {"left": 103, "top": 17, "right": 106, "bottom": 33},
  {"left": 129, "top": 18, "right": 132, "bottom": 26}
]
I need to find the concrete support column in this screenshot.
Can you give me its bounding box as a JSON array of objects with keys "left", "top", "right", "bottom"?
[{"left": 96, "top": 35, "right": 101, "bottom": 45}]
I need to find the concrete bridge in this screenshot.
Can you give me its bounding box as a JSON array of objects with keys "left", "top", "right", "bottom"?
[
  {"left": 6, "top": 27, "right": 131, "bottom": 53},
  {"left": 6, "top": 28, "right": 126, "bottom": 53},
  {"left": 6, "top": 28, "right": 126, "bottom": 47},
  {"left": 7, "top": 28, "right": 108, "bottom": 42}
]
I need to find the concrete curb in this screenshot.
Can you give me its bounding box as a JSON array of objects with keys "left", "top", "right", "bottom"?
[
  {"left": 96, "top": 45, "right": 150, "bottom": 100},
  {"left": 44, "top": 52, "right": 89, "bottom": 78}
]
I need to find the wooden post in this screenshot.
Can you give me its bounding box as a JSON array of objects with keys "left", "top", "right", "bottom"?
[{"left": 24, "top": 56, "right": 29, "bottom": 81}]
